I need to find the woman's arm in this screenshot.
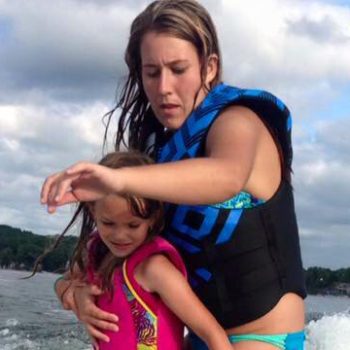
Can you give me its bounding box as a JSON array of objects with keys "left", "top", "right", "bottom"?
[
  {"left": 55, "top": 265, "right": 83, "bottom": 311},
  {"left": 121, "top": 106, "right": 262, "bottom": 205},
  {"left": 54, "top": 266, "right": 119, "bottom": 343},
  {"left": 42, "top": 106, "right": 267, "bottom": 211},
  {"left": 135, "top": 254, "right": 233, "bottom": 350},
  {"left": 55, "top": 277, "right": 77, "bottom": 311}
]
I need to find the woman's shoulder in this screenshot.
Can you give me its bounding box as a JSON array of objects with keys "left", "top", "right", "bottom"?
[
  {"left": 206, "top": 83, "right": 290, "bottom": 126},
  {"left": 216, "top": 104, "right": 263, "bottom": 123},
  {"left": 206, "top": 104, "right": 265, "bottom": 150}
]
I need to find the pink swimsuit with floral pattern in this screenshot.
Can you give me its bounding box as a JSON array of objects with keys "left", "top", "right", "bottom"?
[{"left": 87, "top": 233, "right": 187, "bottom": 350}]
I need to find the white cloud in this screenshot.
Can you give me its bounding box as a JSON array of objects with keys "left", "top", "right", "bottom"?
[
  {"left": 0, "top": 101, "right": 112, "bottom": 238},
  {"left": 292, "top": 116, "right": 350, "bottom": 268},
  {"left": 0, "top": 0, "right": 137, "bottom": 102},
  {"left": 216, "top": 0, "right": 350, "bottom": 120},
  {"left": 0, "top": 0, "right": 349, "bottom": 268}
]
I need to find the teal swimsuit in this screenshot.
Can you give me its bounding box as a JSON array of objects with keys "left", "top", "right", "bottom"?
[
  {"left": 189, "top": 330, "right": 305, "bottom": 350},
  {"left": 189, "top": 185, "right": 306, "bottom": 349}
]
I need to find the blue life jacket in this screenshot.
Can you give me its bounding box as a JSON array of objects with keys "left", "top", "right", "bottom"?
[{"left": 157, "top": 83, "right": 306, "bottom": 328}]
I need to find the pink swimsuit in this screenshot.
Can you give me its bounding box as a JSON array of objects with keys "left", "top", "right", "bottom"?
[{"left": 87, "top": 234, "right": 187, "bottom": 350}]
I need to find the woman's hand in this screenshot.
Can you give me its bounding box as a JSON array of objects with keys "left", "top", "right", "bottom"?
[
  {"left": 71, "top": 283, "right": 119, "bottom": 344},
  {"left": 40, "top": 162, "right": 123, "bottom": 213},
  {"left": 59, "top": 279, "right": 85, "bottom": 313}
]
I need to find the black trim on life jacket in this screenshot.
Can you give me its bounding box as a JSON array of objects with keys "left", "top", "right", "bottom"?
[{"left": 177, "top": 181, "right": 306, "bottom": 327}]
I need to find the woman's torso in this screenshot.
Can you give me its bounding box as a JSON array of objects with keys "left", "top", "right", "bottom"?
[
  {"left": 213, "top": 105, "right": 305, "bottom": 334},
  {"left": 156, "top": 84, "right": 306, "bottom": 332},
  {"left": 227, "top": 106, "right": 305, "bottom": 335},
  {"left": 226, "top": 293, "right": 305, "bottom": 335}
]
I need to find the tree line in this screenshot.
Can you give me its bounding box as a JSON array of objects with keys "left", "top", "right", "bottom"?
[
  {"left": 305, "top": 266, "right": 350, "bottom": 294},
  {"left": 1, "top": 224, "right": 350, "bottom": 295},
  {"left": 0, "top": 224, "right": 76, "bottom": 273}
]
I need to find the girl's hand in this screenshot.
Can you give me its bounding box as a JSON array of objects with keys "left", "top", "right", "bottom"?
[
  {"left": 73, "top": 283, "right": 119, "bottom": 344},
  {"left": 40, "top": 162, "right": 123, "bottom": 213}
]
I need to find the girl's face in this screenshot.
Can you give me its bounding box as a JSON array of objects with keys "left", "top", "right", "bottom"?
[
  {"left": 141, "top": 31, "right": 217, "bottom": 130},
  {"left": 92, "top": 195, "right": 153, "bottom": 258}
]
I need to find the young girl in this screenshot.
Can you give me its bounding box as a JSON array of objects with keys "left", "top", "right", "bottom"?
[{"left": 56, "top": 151, "right": 233, "bottom": 350}]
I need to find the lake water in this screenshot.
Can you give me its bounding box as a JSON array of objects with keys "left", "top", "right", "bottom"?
[{"left": 0, "top": 269, "right": 349, "bottom": 350}]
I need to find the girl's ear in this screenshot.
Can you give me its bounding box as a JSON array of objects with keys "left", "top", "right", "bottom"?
[
  {"left": 205, "top": 54, "right": 218, "bottom": 87},
  {"left": 149, "top": 207, "right": 164, "bottom": 237},
  {"left": 87, "top": 203, "right": 95, "bottom": 219},
  {"left": 147, "top": 217, "right": 156, "bottom": 236}
]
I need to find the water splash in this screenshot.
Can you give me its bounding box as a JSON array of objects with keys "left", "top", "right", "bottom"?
[
  {"left": 0, "top": 318, "right": 90, "bottom": 350},
  {"left": 305, "top": 312, "right": 350, "bottom": 350},
  {"left": 6, "top": 319, "right": 19, "bottom": 327}
]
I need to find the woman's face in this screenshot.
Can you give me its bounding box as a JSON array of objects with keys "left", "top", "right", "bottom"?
[{"left": 141, "top": 31, "right": 216, "bottom": 130}]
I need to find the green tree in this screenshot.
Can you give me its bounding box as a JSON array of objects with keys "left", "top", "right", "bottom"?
[
  {"left": 305, "top": 267, "right": 336, "bottom": 293},
  {"left": 0, "top": 247, "right": 15, "bottom": 267},
  {"left": 16, "top": 244, "right": 43, "bottom": 270},
  {"left": 0, "top": 225, "right": 77, "bottom": 272}
]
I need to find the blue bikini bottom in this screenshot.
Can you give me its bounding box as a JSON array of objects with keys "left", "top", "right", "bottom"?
[{"left": 189, "top": 330, "right": 305, "bottom": 349}]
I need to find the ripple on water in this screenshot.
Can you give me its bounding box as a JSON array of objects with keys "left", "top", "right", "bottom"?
[{"left": 0, "top": 320, "right": 90, "bottom": 350}]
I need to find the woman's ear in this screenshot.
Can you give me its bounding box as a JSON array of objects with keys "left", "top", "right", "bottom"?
[{"left": 205, "top": 54, "right": 218, "bottom": 87}]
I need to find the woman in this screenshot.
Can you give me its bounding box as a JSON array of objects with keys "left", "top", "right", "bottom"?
[{"left": 44, "top": 1, "right": 306, "bottom": 349}]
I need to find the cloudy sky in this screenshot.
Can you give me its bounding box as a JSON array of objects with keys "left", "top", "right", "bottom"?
[{"left": 0, "top": 0, "right": 349, "bottom": 269}]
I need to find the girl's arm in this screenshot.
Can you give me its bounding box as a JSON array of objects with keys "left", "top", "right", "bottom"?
[
  {"left": 135, "top": 254, "right": 234, "bottom": 350},
  {"left": 42, "top": 106, "right": 270, "bottom": 211}
]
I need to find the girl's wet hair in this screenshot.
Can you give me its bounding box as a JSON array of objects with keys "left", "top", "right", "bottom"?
[
  {"left": 104, "top": 0, "right": 222, "bottom": 156},
  {"left": 29, "top": 152, "right": 163, "bottom": 292},
  {"left": 71, "top": 151, "right": 164, "bottom": 291}
]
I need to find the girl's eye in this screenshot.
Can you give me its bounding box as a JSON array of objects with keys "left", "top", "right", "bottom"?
[
  {"left": 128, "top": 223, "right": 141, "bottom": 229},
  {"left": 102, "top": 221, "right": 114, "bottom": 226}
]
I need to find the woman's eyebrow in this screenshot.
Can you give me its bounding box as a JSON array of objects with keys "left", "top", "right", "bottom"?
[{"left": 142, "top": 59, "right": 189, "bottom": 68}]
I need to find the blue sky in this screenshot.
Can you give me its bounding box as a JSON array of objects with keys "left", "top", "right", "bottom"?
[
  {"left": 0, "top": 0, "right": 349, "bottom": 269},
  {"left": 0, "top": 16, "right": 12, "bottom": 41}
]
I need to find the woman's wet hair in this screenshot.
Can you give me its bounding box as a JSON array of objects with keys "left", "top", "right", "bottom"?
[{"left": 104, "top": 0, "right": 222, "bottom": 156}]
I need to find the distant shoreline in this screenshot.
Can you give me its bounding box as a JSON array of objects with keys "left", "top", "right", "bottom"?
[
  {"left": 307, "top": 288, "right": 350, "bottom": 298},
  {"left": 0, "top": 266, "right": 64, "bottom": 275},
  {"left": 2, "top": 225, "right": 350, "bottom": 297},
  {"left": 1, "top": 267, "right": 350, "bottom": 298}
]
